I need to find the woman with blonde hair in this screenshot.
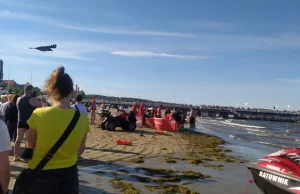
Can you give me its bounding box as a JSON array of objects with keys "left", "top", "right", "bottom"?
[{"left": 13, "top": 67, "right": 90, "bottom": 194}]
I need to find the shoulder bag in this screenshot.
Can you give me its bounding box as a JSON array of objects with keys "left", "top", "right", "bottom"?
[{"left": 12, "top": 110, "right": 80, "bottom": 194}]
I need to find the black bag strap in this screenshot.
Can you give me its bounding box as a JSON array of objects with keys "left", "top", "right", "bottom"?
[
  {"left": 35, "top": 110, "right": 80, "bottom": 171},
  {"left": 75, "top": 104, "right": 80, "bottom": 112}
]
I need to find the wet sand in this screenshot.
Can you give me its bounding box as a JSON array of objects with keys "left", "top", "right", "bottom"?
[
  {"left": 78, "top": 158, "right": 262, "bottom": 194},
  {"left": 8, "top": 111, "right": 262, "bottom": 193}
]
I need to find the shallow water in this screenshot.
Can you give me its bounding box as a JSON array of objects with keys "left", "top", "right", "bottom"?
[
  {"left": 78, "top": 119, "right": 295, "bottom": 194},
  {"left": 196, "top": 118, "right": 300, "bottom": 160},
  {"left": 79, "top": 157, "right": 262, "bottom": 194}
]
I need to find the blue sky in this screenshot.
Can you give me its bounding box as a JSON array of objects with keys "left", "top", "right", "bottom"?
[{"left": 0, "top": 0, "right": 300, "bottom": 109}]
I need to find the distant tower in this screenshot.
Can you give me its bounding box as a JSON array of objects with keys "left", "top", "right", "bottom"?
[
  {"left": 0, "top": 60, "right": 3, "bottom": 81},
  {"left": 0, "top": 60, "right": 3, "bottom": 93}
]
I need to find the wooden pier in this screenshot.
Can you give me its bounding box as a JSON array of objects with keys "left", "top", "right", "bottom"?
[{"left": 199, "top": 107, "right": 300, "bottom": 123}]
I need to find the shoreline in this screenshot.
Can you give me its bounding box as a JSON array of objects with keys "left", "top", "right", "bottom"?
[{"left": 8, "top": 114, "right": 262, "bottom": 194}]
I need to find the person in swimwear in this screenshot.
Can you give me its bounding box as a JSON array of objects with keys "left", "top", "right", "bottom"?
[
  {"left": 189, "top": 108, "right": 197, "bottom": 131},
  {"left": 90, "top": 100, "right": 97, "bottom": 124}
]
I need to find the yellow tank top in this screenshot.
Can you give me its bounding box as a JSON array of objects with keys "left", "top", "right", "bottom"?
[{"left": 27, "top": 107, "right": 90, "bottom": 170}]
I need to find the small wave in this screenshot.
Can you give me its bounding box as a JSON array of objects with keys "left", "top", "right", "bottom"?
[
  {"left": 295, "top": 139, "right": 300, "bottom": 142},
  {"left": 229, "top": 135, "right": 244, "bottom": 141},
  {"left": 246, "top": 128, "right": 261, "bottom": 132},
  {"left": 229, "top": 134, "right": 235, "bottom": 138},
  {"left": 247, "top": 131, "right": 270, "bottom": 137},
  {"left": 253, "top": 141, "right": 286, "bottom": 148},
  {"left": 221, "top": 121, "right": 266, "bottom": 129}
]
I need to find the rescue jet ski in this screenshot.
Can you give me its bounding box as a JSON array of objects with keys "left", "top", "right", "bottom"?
[{"left": 247, "top": 148, "right": 300, "bottom": 194}]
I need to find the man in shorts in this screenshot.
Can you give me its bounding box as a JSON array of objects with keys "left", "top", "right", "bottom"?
[
  {"left": 90, "top": 100, "right": 97, "bottom": 124},
  {"left": 14, "top": 84, "right": 35, "bottom": 162},
  {"left": 0, "top": 119, "right": 11, "bottom": 194},
  {"left": 189, "top": 108, "right": 197, "bottom": 131}
]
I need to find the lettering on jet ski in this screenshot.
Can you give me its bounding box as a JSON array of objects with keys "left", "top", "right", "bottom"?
[
  {"left": 259, "top": 171, "right": 289, "bottom": 186},
  {"left": 266, "top": 165, "right": 285, "bottom": 173},
  {"left": 259, "top": 159, "right": 274, "bottom": 163}
]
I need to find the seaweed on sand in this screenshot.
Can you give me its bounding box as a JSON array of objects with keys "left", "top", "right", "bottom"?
[
  {"left": 154, "top": 176, "right": 181, "bottom": 183},
  {"left": 145, "top": 185, "right": 199, "bottom": 194},
  {"left": 203, "top": 164, "right": 224, "bottom": 170},
  {"left": 188, "top": 159, "right": 203, "bottom": 165},
  {"left": 182, "top": 181, "right": 194, "bottom": 186},
  {"left": 110, "top": 178, "right": 139, "bottom": 194},
  {"left": 136, "top": 167, "right": 178, "bottom": 175},
  {"left": 164, "top": 158, "right": 177, "bottom": 164},
  {"left": 182, "top": 170, "right": 211, "bottom": 179},
  {"left": 131, "top": 157, "right": 145, "bottom": 163}
]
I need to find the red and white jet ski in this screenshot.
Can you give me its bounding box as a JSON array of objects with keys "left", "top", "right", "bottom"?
[{"left": 248, "top": 148, "right": 300, "bottom": 194}]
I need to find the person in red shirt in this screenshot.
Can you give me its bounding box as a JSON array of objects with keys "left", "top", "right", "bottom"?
[
  {"left": 138, "top": 103, "right": 145, "bottom": 125},
  {"left": 138, "top": 103, "right": 145, "bottom": 117},
  {"left": 165, "top": 113, "right": 172, "bottom": 120},
  {"left": 132, "top": 102, "right": 138, "bottom": 115},
  {"left": 153, "top": 107, "right": 158, "bottom": 118}
]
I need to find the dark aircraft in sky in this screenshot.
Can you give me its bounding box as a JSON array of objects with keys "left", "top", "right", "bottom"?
[{"left": 29, "top": 44, "right": 57, "bottom": 52}]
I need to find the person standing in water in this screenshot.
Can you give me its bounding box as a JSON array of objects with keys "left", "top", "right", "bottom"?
[
  {"left": 189, "top": 107, "right": 197, "bottom": 131},
  {"left": 14, "top": 84, "right": 36, "bottom": 162}
]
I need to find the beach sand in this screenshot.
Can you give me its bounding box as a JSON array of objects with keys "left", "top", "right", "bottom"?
[{"left": 8, "top": 111, "right": 262, "bottom": 194}]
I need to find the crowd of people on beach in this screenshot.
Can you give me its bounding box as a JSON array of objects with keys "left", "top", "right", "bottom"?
[
  {"left": 131, "top": 102, "right": 197, "bottom": 131},
  {"left": 0, "top": 66, "right": 198, "bottom": 194},
  {"left": 0, "top": 66, "right": 90, "bottom": 194}
]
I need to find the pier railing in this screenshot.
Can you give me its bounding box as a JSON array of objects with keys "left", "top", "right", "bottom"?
[{"left": 198, "top": 106, "right": 300, "bottom": 116}]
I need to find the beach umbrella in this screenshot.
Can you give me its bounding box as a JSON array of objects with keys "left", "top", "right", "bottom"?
[{"left": 29, "top": 44, "right": 57, "bottom": 52}]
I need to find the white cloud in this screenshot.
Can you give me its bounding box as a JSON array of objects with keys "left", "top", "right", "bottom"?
[
  {"left": 276, "top": 78, "right": 300, "bottom": 84},
  {"left": 110, "top": 50, "right": 215, "bottom": 59},
  {"left": 0, "top": 11, "right": 197, "bottom": 38},
  {"left": 187, "top": 21, "right": 230, "bottom": 29},
  {"left": 2, "top": 11, "right": 300, "bottom": 52},
  {"left": 0, "top": 1, "right": 58, "bottom": 11},
  {"left": 0, "top": 32, "right": 207, "bottom": 61}
]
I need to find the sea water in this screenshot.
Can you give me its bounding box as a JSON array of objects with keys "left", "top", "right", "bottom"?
[{"left": 196, "top": 118, "right": 300, "bottom": 161}]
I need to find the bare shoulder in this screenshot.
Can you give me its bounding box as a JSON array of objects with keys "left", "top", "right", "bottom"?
[{"left": 16, "top": 96, "right": 22, "bottom": 104}]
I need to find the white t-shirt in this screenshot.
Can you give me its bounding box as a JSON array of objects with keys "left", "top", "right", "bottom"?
[
  {"left": 72, "top": 103, "right": 88, "bottom": 115},
  {"left": 0, "top": 120, "right": 11, "bottom": 152},
  {"left": 1, "top": 101, "right": 10, "bottom": 116}
]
